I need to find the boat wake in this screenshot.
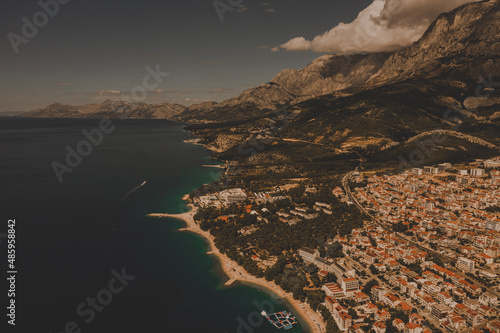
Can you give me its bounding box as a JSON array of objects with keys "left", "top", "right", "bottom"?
[{"left": 118, "top": 181, "right": 147, "bottom": 202}]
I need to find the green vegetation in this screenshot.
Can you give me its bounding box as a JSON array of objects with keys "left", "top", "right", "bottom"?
[{"left": 362, "top": 279, "right": 378, "bottom": 294}]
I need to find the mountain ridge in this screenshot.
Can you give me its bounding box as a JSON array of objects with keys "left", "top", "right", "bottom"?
[
  {"left": 177, "top": 0, "right": 500, "bottom": 124},
  {"left": 23, "top": 99, "right": 186, "bottom": 120}
]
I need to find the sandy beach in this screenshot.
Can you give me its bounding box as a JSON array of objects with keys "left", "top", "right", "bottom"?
[{"left": 147, "top": 195, "right": 325, "bottom": 333}]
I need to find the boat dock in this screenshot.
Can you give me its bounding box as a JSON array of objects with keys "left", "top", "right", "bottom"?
[{"left": 225, "top": 279, "right": 237, "bottom": 286}]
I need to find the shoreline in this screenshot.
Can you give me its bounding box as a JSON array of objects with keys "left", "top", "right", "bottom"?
[
  {"left": 147, "top": 196, "right": 325, "bottom": 333},
  {"left": 184, "top": 138, "right": 223, "bottom": 153}
]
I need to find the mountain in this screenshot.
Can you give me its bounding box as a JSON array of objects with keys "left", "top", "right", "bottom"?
[
  {"left": 176, "top": 53, "right": 390, "bottom": 124},
  {"left": 270, "top": 53, "right": 390, "bottom": 98},
  {"left": 24, "top": 100, "right": 186, "bottom": 120},
  {"left": 181, "top": 0, "right": 500, "bottom": 169},
  {"left": 371, "top": 0, "right": 500, "bottom": 84},
  {"left": 0, "top": 111, "right": 26, "bottom": 117},
  {"left": 178, "top": 0, "right": 500, "bottom": 125},
  {"left": 174, "top": 83, "right": 295, "bottom": 123}
]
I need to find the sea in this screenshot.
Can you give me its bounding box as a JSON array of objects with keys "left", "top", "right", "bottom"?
[{"left": 0, "top": 117, "right": 309, "bottom": 333}]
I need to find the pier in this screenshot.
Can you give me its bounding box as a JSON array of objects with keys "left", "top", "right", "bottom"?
[{"left": 225, "top": 279, "right": 237, "bottom": 286}]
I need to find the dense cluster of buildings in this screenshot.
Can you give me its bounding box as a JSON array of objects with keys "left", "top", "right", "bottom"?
[
  {"left": 301, "top": 221, "right": 500, "bottom": 332},
  {"left": 193, "top": 159, "right": 500, "bottom": 332},
  {"left": 299, "top": 161, "right": 500, "bottom": 332},
  {"left": 354, "top": 164, "right": 500, "bottom": 279}
]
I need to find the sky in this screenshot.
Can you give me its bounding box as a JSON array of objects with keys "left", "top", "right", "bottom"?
[{"left": 0, "top": 0, "right": 474, "bottom": 112}]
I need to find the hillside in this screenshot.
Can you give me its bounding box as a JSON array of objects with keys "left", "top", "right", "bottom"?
[
  {"left": 179, "top": 0, "right": 500, "bottom": 171},
  {"left": 174, "top": 83, "right": 295, "bottom": 123}
]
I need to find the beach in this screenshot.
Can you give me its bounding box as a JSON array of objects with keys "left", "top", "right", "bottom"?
[{"left": 147, "top": 195, "right": 325, "bottom": 333}]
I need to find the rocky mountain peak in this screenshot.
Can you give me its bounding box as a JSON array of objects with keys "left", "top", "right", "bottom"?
[
  {"left": 370, "top": 0, "right": 500, "bottom": 83},
  {"left": 270, "top": 53, "right": 390, "bottom": 97}
]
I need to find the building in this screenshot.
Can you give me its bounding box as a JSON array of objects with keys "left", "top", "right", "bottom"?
[
  {"left": 445, "top": 313, "right": 467, "bottom": 332},
  {"left": 299, "top": 247, "right": 318, "bottom": 264},
  {"left": 326, "top": 297, "right": 352, "bottom": 331},
  {"left": 219, "top": 188, "right": 247, "bottom": 203},
  {"left": 371, "top": 286, "right": 386, "bottom": 303},
  {"left": 338, "top": 312, "right": 352, "bottom": 331},
  {"left": 431, "top": 303, "right": 450, "bottom": 321},
  {"left": 486, "top": 221, "right": 500, "bottom": 231},
  {"left": 484, "top": 159, "right": 500, "bottom": 169},
  {"left": 325, "top": 297, "right": 336, "bottom": 313},
  {"left": 375, "top": 309, "right": 390, "bottom": 322},
  {"left": 411, "top": 168, "right": 423, "bottom": 176},
  {"left": 424, "top": 166, "right": 440, "bottom": 175},
  {"left": 470, "top": 169, "right": 485, "bottom": 177},
  {"left": 464, "top": 309, "right": 484, "bottom": 327},
  {"left": 393, "top": 318, "right": 405, "bottom": 331},
  {"left": 436, "top": 291, "right": 453, "bottom": 305},
  {"left": 331, "top": 261, "right": 356, "bottom": 280},
  {"left": 374, "top": 321, "right": 386, "bottom": 333},
  {"left": 438, "top": 163, "right": 452, "bottom": 172},
  {"left": 487, "top": 320, "right": 500, "bottom": 333},
  {"left": 323, "top": 283, "right": 346, "bottom": 299},
  {"left": 341, "top": 277, "right": 360, "bottom": 295},
  {"left": 479, "top": 292, "right": 498, "bottom": 307},
  {"left": 456, "top": 257, "right": 475, "bottom": 272},
  {"left": 405, "top": 322, "right": 422, "bottom": 333}
]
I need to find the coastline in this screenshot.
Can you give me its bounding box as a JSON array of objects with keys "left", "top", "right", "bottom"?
[
  {"left": 147, "top": 195, "right": 325, "bottom": 333},
  {"left": 183, "top": 138, "right": 223, "bottom": 153}
]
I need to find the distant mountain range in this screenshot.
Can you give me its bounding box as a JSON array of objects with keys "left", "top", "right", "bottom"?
[
  {"left": 0, "top": 111, "right": 26, "bottom": 116},
  {"left": 24, "top": 1, "right": 500, "bottom": 168},
  {"left": 23, "top": 99, "right": 186, "bottom": 120}
]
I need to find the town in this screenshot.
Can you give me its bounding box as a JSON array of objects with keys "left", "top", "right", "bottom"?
[{"left": 191, "top": 157, "right": 500, "bottom": 333}]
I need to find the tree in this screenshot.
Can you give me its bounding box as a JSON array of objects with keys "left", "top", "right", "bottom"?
[
  {"left": 385, "top": 320, "right": 397, "bottom": 333},
  {"left": 327, "top": 242, "right": 344, "bottom": 258},
  {"left": 362, "top": 279, "right": 378, "bottom": 294},
  {"left": 319, "top": 304, "right": 331, "bottom": 321},
  {"left": 326, "top": 319, "right": 340, "bottom": 333},
  {"left": 392, "top": 221, "right": 408, "bottom": 233},
  {"left": 348, "top": 308, "right": 359, "bottom": 319}
]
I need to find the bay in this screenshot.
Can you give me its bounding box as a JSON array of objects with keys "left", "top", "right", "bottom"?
[{"left": 0, "top": 117, "right": 307, "bottom": 333}]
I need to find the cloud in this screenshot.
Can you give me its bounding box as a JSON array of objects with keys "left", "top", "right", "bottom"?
[
  {"left": 274, "top": 0, "right": 480, "bottom": 54},
  {"left": 98, "top": 90, "right": 121, "bottom": 96},
  {"left": 209, "top": 87, "right": 233, "bottom": 93}
]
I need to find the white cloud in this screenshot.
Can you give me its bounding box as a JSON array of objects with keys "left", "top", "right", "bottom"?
[
  {"left": 209, "top": 87, "right": 233, "bottom": 93},
  {"left": 98, "top": 90, "right": 121, "bottom": 95},
  {"left": 275, "top": 0, "right": 480, "bottom": 54}
]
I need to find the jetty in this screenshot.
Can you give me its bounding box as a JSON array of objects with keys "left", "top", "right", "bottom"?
[{"left": 225, "top": 279, "right": 237, "bottom": 287}]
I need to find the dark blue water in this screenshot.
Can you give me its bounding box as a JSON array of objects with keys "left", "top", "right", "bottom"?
[{"left": 0, "top": 117, "right": 307, "bottom": 333}]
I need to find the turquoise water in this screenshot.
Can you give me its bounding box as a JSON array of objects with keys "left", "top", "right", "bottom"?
[{"left": 0, "top": 117, "right": 308, "bottom": 333}]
